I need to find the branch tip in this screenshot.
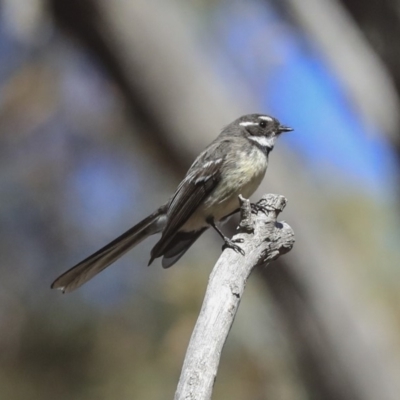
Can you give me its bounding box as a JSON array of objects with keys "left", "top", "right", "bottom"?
[
  {"left": 257, "top": 194, "right": 287, "bottom": 219},
  {"left": 238, "top": 195, "right": 254, "bottom": 233}
]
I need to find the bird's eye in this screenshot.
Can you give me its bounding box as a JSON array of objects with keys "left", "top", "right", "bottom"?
[{"left": 259, "top": 121, "right": 267, "bottom": 128}]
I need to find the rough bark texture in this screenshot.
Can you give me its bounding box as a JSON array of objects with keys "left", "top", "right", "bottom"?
[{"left": 174, "top": 194, "right": 295, "bottom": 400}]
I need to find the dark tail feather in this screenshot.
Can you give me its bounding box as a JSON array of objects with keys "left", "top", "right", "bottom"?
[
  {"left": 51, "top": 206, "right": 167, "bottom": 293},
  {"left": 160, "top": 229, "right": 207, "bottom": 269}
]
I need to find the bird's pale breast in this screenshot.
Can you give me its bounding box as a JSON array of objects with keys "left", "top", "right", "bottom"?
[{"left": 181, "top": 146, "right": 268, "bottom": 231}]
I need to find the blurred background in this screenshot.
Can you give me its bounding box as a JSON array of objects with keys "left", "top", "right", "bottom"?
[{"left": 1, "top": 0, "right": 400, "bottom": 399}]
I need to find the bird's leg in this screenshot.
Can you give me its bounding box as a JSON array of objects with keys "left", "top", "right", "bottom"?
[
  {"left": 207, "top": 218, "right": 245, "bottom": 256},
  {"left": 251, "top": 202, "right": 268, "bottom": 215}
]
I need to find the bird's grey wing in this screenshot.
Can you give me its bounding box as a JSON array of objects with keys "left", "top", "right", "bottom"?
[
  {"left": 149, "top": 144, "right": 226, "bottom": 263},
  {"left": 164, "top": 141, "right": 227, "bottom": 237}
]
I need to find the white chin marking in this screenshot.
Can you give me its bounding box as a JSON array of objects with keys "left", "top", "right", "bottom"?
[
  {"left": 240, "top": 121, "right": 258, "bottom": 127},
  {"left": 258, "top": 116, "right": 273, "bottom": 122},
  {"left": 249, "top": 135, "right": 274, "bottom": 148}
]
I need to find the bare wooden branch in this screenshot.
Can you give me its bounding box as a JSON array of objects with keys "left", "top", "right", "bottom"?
[{"left": 174, "top": 194, "right": 295, "bottom": 400}]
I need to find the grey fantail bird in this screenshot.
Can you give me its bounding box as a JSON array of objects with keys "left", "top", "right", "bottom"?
[{"left": 51, "top": 114, "right": 293, "bottom": 293}]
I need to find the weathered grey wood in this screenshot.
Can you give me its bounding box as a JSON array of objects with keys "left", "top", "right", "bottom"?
[{"left": 174, "top": 194, "right": 295, "bottom": 400}]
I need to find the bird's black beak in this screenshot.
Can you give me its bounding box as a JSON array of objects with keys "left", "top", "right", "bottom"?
[{"left": 278, "top": 125, "right": 293, "bottom": 134}]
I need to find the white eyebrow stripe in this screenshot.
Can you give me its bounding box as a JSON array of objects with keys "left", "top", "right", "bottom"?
[
  {"left": 258, "top": 116, "right": 273, "bottom": 121},
  {"left": 240, "top": 122, "right": 258, "bottom": 127}
]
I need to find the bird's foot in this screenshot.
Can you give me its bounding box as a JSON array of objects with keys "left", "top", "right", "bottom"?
[
  {"left": 251, "top": 203, "right": 268, "bottom": 215},
  {"left": 222, "top": 237, "right": 245, "bottom": 255}
]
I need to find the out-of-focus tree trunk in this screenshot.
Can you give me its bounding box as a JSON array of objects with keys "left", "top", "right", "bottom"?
[
  {"left": 339, "top": 0, "right": 400, "bottom": 166},
  {"left": 340, "top": 0, "right": 400, "bottom": 98}
]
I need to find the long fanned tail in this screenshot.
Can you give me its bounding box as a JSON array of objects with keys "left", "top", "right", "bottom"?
[{"left": 51, "top": 206, "right": 167, "bottom": 293}]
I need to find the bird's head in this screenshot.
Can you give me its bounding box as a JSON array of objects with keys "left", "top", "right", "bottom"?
[{"left": 229, "top": 114, "right": 293, "bottom": 153}]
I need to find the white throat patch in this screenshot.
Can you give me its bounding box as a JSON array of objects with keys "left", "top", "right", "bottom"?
[{"left": 248, "top": 135, "right": 275, "bottom": 150}]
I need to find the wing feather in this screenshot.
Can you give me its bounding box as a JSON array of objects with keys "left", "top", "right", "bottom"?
[{"left": 149, "top": 141, "right": 227, "bottom": 262}]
